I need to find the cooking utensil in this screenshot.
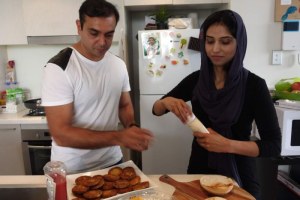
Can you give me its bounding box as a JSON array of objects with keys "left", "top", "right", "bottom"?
[
  {"left": 24, "top": 98, "right": 43, "bottom": 110},
  {"left": 159, "top": 175, "right": 256, "bottom": 200},
  {"left": 160, "top": 174, "right": 206, "bottom": 200}
]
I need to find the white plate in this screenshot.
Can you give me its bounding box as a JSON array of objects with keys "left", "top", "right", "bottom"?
[
  {"left": 66, "top": 160, "right": 157, "bottom": 200},
  {"left": 117, "top": 190, "right": 175, "bottom": 200}
]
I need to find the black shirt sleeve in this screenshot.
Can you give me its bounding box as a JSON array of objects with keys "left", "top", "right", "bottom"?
[{"left": 251, "top": 76, "right": 281, "bottom": 157}]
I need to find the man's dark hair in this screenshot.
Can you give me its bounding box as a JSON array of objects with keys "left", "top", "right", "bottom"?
[{"left": 79, "top": 0, "right": 119, "bottom": 29}]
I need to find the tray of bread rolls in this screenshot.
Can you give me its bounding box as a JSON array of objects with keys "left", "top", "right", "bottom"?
[{"left": 66, "top": 160, "right": 157, "bottom": 200}]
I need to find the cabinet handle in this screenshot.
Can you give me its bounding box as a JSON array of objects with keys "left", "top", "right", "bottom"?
[
  {"left": 28, "top": 145, "right": 51, "bottom": 150},
  {"left": 0, "top": 128, "right": 17, "bottom": 131}
]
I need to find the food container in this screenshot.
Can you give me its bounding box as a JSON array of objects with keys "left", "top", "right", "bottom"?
[{"left": 44, "top": 161, "right": 67, "bottom": 200}]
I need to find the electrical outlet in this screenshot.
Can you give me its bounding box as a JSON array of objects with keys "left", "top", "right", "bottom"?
[{"left": 272, "top": 51, "right": 282, "bottom": 65}]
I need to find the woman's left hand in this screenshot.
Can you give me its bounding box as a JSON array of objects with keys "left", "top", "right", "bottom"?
[{"left": 193, "top": 128, "right": 231, "bottom": 153}]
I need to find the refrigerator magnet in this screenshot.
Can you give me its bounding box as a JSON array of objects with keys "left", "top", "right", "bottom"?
[
  {"left": 183, "top": 59, "right": 189, "bottom": 65},
  {"left": 141, "top": 32, "right": 161, "bottom": 58},
  {"left": 146, "top": 69, "right": 155, "bottom": 77},
  {"left": 156, "top": 70, "right": 163, "bottom": 77},
  {"left": 171, "top": 60, "right": 178, "bottom": 65}
]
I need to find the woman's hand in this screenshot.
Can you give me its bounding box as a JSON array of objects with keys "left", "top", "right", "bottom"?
[
  {"left": 193, "top": 128, "right": 232, "bottom": 153},
  {"left": 160, "top": 97, "right": 192, "bottom": 123},
  {"left": 194, "top": 128, "right": 260, "bottom": 157}
]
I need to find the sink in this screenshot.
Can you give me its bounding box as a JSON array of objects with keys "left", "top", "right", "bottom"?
[{"left": 0, "top": 187, "right": 48, "bottom": 200}]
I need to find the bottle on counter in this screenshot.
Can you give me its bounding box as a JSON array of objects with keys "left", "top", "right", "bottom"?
[
  {"left": 186, "top": 113, "right": 209, "bottom": 133},
  {"left": 43, "top": 161, "right": 68, "bottom": 200}
]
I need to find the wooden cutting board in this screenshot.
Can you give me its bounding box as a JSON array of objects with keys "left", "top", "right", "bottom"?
[{"left": 159, "top": 175, "right": 256, "bottom": 200}]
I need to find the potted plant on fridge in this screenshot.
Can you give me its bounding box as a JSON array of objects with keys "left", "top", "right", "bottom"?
[{"left": 152, "top": 6, "right": 170, "bottom": 29}]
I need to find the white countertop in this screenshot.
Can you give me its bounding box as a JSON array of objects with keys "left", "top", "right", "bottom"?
[
  {"left": 0, "top": 174, "right": 200, "bottom": 195},
  {"left": 0, "top": 109, "right": 47, "bottom": 125},
  {"left": 0, "top": 175, "right": 194, "bottom": 192}
]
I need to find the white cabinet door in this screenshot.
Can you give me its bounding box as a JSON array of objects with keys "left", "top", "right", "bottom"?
[
  {"left": 125, "top": 0, "right": 228, "bottom": 6},
  {"left": 0, "top": 0, "right": 27, "bottom": 45},
  {"left": 0, "top": 124, "right": 25, "bottom": 175},
  {"left": 22, "top": 0, "right": 124, "bottom": 42},
  {"left": 22, "top": 0, "right": 84, "bottom": 36},
  {"left": 173, "top": 0, "right": 229, "bottom": 4},
  {"left": 124, "top": 0, "right": 172, "bottom": 6}
]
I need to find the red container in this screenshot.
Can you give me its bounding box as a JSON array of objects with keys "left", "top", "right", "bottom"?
[{"left": 44, "top": 161, "right": 67, "bottom": 200}]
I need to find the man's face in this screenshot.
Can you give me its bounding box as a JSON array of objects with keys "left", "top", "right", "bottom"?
[{"left": 76, "top": 15, "right": 116, "bottom": 61}]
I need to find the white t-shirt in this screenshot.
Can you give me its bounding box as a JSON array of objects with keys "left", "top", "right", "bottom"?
[{"left": 42, "top": 47, "right": 130, "bottom": 173}]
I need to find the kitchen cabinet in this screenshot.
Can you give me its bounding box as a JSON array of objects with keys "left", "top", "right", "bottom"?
[
  {"left": 22, "top": 0, "right": 84, "bottom": 36},
  {"left": 22, "top": 0, "right": 124, "bottom": 42},
  {"left": 124, "top": 0, "right": 229, "bottom": 6},
  {"left": 124, "top": 0, "right": 172, "bottom": 6},
  {"left": 0, "top": 0, "right": 27, "bottom": 45},
  {"left": 0, "top": 124, "right": 25, "bottom": 175},
  {"left": 173, "top": 0, "right": 230, "bottom": 4}
]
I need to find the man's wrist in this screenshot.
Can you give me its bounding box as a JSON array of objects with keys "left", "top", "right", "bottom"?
[{"left": 129, "top": 122, "right": 140, "bottom": 128}]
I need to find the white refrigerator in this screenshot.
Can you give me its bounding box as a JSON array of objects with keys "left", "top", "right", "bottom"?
[{"left": 138, "top": 29, "right": 201, "bottom": 174}]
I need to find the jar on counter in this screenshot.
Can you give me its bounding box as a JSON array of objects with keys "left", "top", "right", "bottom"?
[{"left": 43, "top": 161, "right": 68, "bottom": 200}]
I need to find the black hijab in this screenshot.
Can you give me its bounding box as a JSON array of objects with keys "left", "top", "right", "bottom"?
[{"left": 193, "top": 10, "right": 249, "bottom": 186}]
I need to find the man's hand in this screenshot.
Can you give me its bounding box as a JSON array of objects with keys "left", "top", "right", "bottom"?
[{"left": 119, "top": 126, "right": 154, "bottom": 151}]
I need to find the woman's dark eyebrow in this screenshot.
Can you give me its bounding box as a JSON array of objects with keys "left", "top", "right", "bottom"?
[
  {"left": 206, "top": 35, "right": 234, "bottom": 39},
  {"left": 221, "top": 36, "right": 234, "bottom": 40}
]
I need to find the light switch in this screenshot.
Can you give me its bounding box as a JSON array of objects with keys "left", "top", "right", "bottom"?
[{"left": 272, "top": 51, "right": 283, "bottom": 65}]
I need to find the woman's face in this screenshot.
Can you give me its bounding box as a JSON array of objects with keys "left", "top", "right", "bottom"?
[{"left": 205, "top": 23, "right": 237, "bottom": 68}]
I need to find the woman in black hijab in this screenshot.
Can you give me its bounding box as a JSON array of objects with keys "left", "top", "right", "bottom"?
[{"left": 152, "top": 10, "right": 281, "bottom": 199}]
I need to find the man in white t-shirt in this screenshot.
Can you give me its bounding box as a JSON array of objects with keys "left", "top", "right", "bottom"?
[{"left": 41, "top": 0, "right": 153, "bottom": 174}]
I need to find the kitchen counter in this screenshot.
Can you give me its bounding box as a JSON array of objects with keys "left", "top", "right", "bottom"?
[
  {"left": 0, "top": 174, "right": 199, "bottom": 196},
  {"left": 0, "top": 174, "right": 258, "bottom": 200},
  {"left": 0, "top": 109, "right": 47, "bottom": 124}
]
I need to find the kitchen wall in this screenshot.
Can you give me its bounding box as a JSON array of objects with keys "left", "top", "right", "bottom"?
[
  {"left": 6, "top": 45, "right": 67, "bottom": 99},
  {"left": 2, "top": 0, "right": 300, "bottom": 98},
  {"left": 5, "top": 43, "right": 120, "bottom": 99},
  {"left": 230, "top": 0, "right": 300, "bottom": 88},
  {"left": 0, "top": 47, "right": 7, "bottom": 92}
]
